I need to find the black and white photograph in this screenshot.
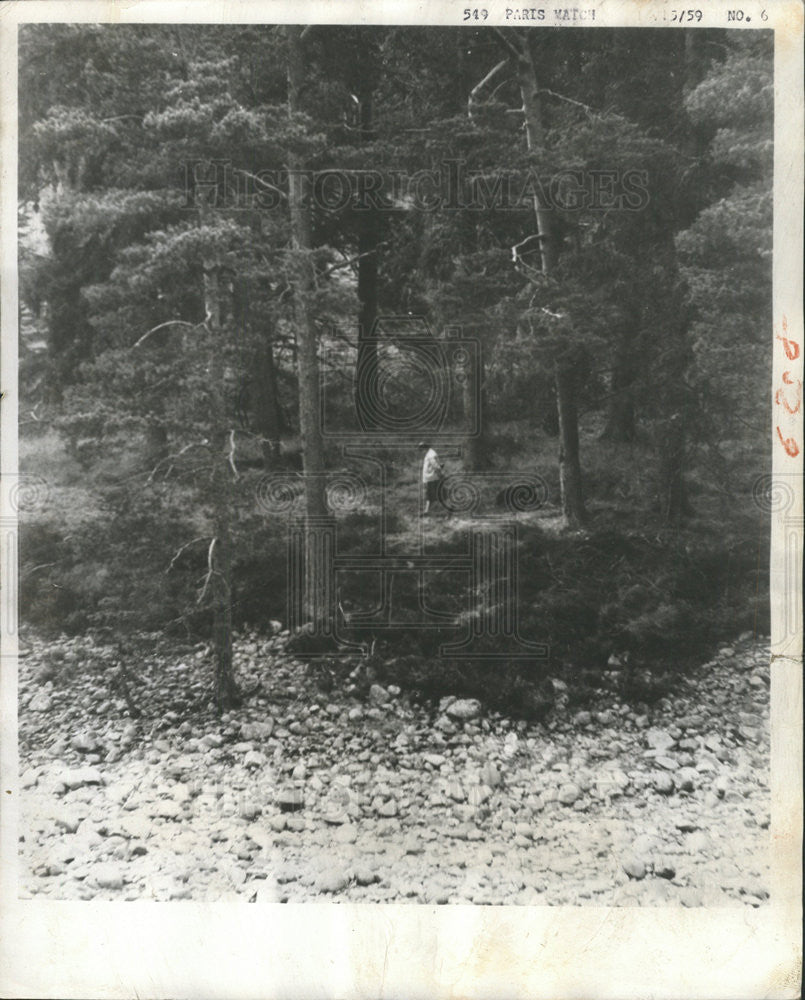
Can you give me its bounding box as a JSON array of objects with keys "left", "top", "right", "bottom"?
[{"left": 0, "top": 1, "right": 802, "bottom": 997}]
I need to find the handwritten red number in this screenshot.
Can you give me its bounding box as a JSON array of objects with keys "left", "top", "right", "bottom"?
[{"left": 776, "top": 426, "right": 800, "bottom": 457}]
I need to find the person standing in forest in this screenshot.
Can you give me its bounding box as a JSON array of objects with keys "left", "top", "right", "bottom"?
[{"left": 418, "top": 441, "right": 445, "bottom": 516}]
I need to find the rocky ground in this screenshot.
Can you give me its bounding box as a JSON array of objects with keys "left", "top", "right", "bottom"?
[{"left": 17, "top": 630, "right": 770, "bottom": 905}]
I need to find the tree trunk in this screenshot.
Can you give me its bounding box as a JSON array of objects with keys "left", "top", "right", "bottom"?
[
  {"left": 287, "top": 25, "right": 327, "bottom": 519},
  {"left": 601, "top": 315, "right": 638, "bottom": 442},
  {"left": 199, "top": 239, "right": 240, "bottom": 712},
  {"left": 463, "top": 346, "right": 486, "bottom": 470},
  {"left": 512, "top": 32, "right": 585, "bottom": 525},
  {"left": 555, "top": 362, "right": 585, "bottom": 527},
  {"left": 355, "top": 72, "right": 380, "bottom": 430},
  {"left": 254, "top": 334, "right": 283, "bottom": 468}
]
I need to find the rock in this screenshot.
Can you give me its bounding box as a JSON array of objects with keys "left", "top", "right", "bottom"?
[
  {"left": 152, "top": 800, "right": 182, "bottom": 820},
  {"left": 241, "top": 720, "right": 274, "bottom": 740},
  {"left": 334, "top": 824, "right": 358, "bottom": 844},
  {"left": 71, "top": 732, "right": 100, "bottom": 754},
  {"left": 468, "top": 785, "right": 491, "bottom": 808},
  {"left": 480, "top": 763, "right": 501, "bottom": 788},
  {"left": 369, "top": 684, "right": 389, "bottom": 705},
  {"left": 377, "top": 799, "right": 398, "bottom": 818},
  {"left": 646, "top": 729, "right": 675, "bottom": 751},
  {"left": 557, "top": 783, "right": 580, "bottom": 806},
  {"left": 686, "top": 831, "right": 710, "bottom": 853},
  {"left": 53, "top": 810, "right": 82, "bottom": 834},
  {"left": 720, "top": 647, "right": 736, "bottom": 658},
  {"left": 676, "top": 768, "right": 697, "bottom": 792},
  {"left": 238, "top": 800, "right": 261, "bottom": 821},
  {"left": 61, "top": 766, "right": 104, "bottom": 790},
  {"left": 445, "top": 699, "right": 481, "bottom": 722},
  {"left": 252, "top": 882, "right": 280, "bottom": 903},
  {"left": 573, "top": 711, "right": 592, "bottom": 726},
  {"left": 93, "top": 863, "right": 124, "bottom": 890},
  {"left": 447, "top": 782, "right": 466, "bottom": 802},
  {"left": 317, "top": 869, "right": 348, "bottom": 893},
  {"left": 655, "top": 756, "right": 679, "bottom": 771},
  {"left": 20, "top": 768, "right": 39, "bottom": 789},
  {"left": 654, "top": 858, "right": 676, "bottom": 880},
  {"left": 277, "top": 789, "right": 304, "bottom": 812},
  {"left": 632, "top": 834, "right": 662, "bottom": 855},
  {"left": 347, "top": 708, "right": 363, "bottom": 722},
  {"left": 244, "top": 750, "right": 267, "bottom": 769},
  {"left": 354, "top": 867, "right": 379, "bottom": 886},
  {"left": 29, "top": 691, "right": 52, "bottom": 712},
  {"left": 653, "top": 773, "right": 675, "bottom": 795},
  {"left": 200, "top": 733, "right": 224, "bottom": 749},
  {"left": 622, "top": 856, "right": 647, "bottom": 880},
  {"left": 423, "top": 753, "right": 446, "bottom": 768},
  {"left": 267, "top": 814, "right": 287, "bottom": 832},
  {"left": 323, "top": 810, "right": 349, "bottom": 825}
]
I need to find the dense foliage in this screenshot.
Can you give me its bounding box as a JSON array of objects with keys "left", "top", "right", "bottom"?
[{"left": 19, "top": 25, "right": 773, "bottom": 713}]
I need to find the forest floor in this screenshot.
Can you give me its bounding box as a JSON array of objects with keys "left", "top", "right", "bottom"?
[{"left": 17, "top": 630, "right": 770, "bottom": 906}]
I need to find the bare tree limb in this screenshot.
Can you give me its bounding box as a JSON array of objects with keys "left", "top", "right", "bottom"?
[
  {"left": 228, "top": 429, "right": 240, "bottom": 480},
  {"left": 166, "top": 536, "right": 210, "bottom": 574},
  {"left": 538, "top": 88, "right": 596, "bottom": 115},
  {"left": 147, "top": 440, "right": 209, "bottom": 483},
  {"left": 133, "top": 320, "right": 197, "bottom": 350},
  {"left": 197, "top": 537, "right": 218, "bottom": 604},
  {"left": 320, "top": 242, "right": 390, "bottom": 279},
  {"left": 469, "top": 59, "right": 509, "bottom": 120}
]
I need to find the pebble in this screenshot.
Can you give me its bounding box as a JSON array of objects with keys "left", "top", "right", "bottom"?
[{"left": 557, "top": 784, "right": 580, "bottom": 806}]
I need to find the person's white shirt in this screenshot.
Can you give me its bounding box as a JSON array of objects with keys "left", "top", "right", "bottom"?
[{"left": 422, "top": 447, "right": 442, "bottom": 483}]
